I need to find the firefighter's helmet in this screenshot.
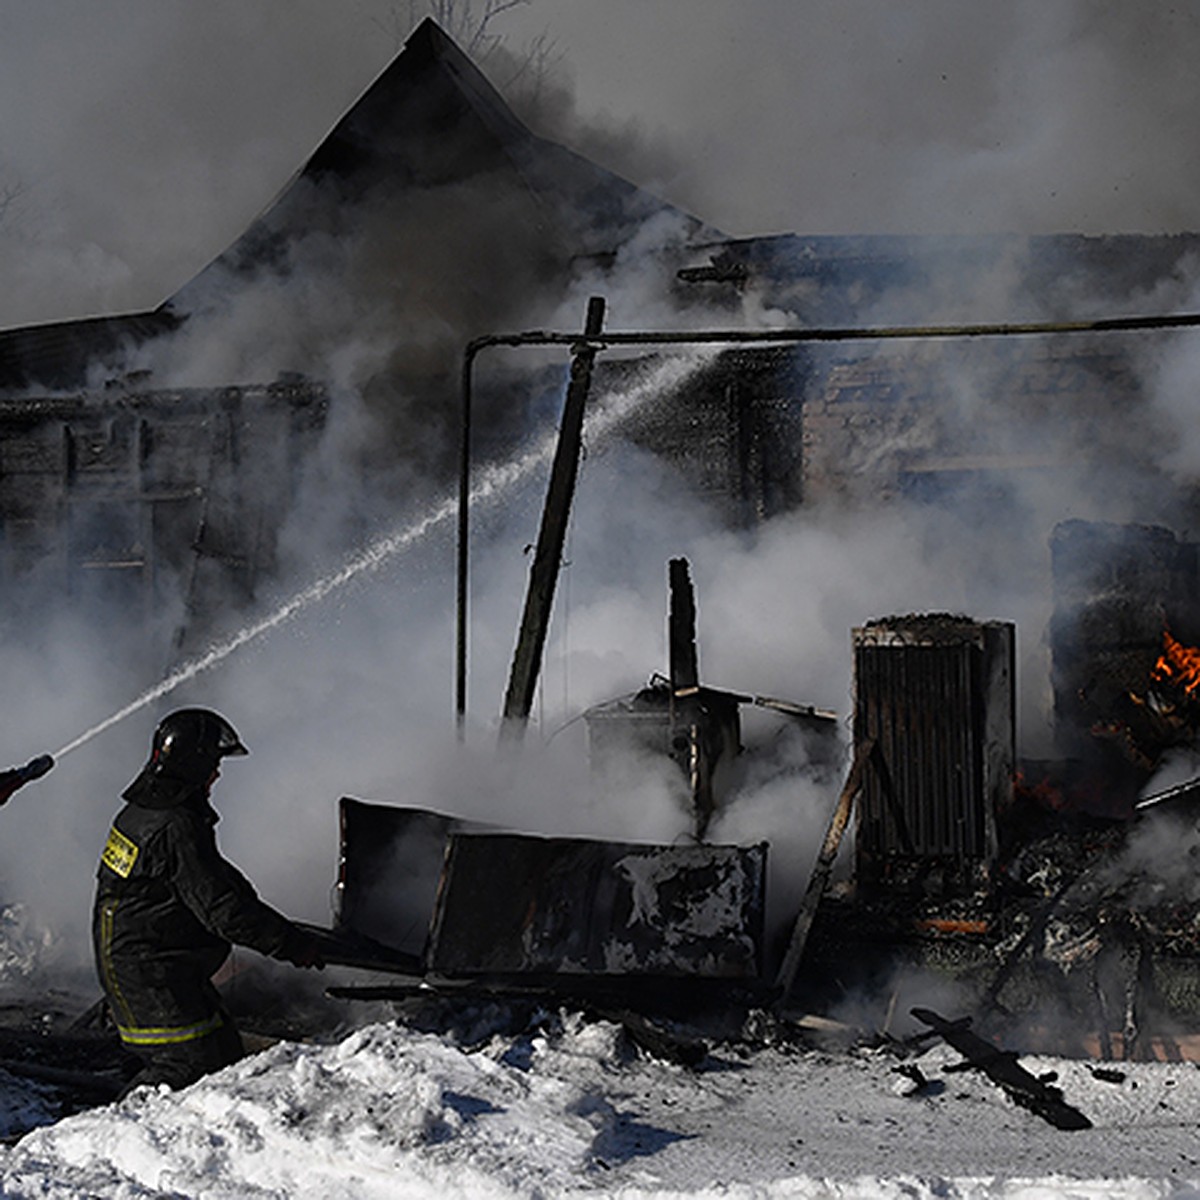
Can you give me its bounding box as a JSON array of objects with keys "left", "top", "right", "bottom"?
[{"left": 149, "top": 708, "right": 248, "bottom": 785}]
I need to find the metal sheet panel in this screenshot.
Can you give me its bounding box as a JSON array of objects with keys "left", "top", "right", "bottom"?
[
  {"left": 427, "top": 833, "right": 766, "bottom": 979},
  {"left": 335, "top": 798, "right": 495, "bottom": 959}
]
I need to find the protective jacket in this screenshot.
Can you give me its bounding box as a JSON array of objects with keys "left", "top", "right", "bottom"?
[{"left": 93, "top": 776, "right": 300, "bottom": 1056}]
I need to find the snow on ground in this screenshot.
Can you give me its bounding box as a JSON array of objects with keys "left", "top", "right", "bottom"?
[{"left": 1, "top": 1010, "right": 1200, "bottom": 1198}]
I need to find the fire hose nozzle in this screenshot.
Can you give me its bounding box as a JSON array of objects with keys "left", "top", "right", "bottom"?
[
  {"left": 0, "top": 754, "right": 55, "bottom": 806},
  {"left": 18, "top": 754, "right": 54, "bottom": 783}
]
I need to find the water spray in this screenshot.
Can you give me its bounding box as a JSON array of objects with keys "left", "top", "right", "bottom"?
[
  {"left": 49, "top": 353, "right": 708, "bottom": 763},
  {"left": 51, "top": 493, "right": 459, "bottom": 762}
]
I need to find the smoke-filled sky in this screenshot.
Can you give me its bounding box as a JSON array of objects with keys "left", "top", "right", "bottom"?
[{"left": 2, "top": 1, "right": 1200, "bottom": 326}]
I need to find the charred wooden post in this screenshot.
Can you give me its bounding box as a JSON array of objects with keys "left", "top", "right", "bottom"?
[
  {"left": 666, "top": 557, "right": 716, "bottom": 837},
  {"left": 668, "top": 558, "right": 699, "bottom": 694},
  {"left": 581, "top": 557, "right": 745, "bottom": 841},
  {"left": 773, "top": 736, "right": 876, "bottom": 1006},
  {"left": 500, "top": 297, "right": 606, "bottom": 741},
  {"left": 665, "top": 558, "right": 745, "bottom": 840}
]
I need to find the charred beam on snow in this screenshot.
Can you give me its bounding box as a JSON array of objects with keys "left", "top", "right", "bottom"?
[{"left": 911, "top": 1007, "right": 1092, "bottom": 1130}]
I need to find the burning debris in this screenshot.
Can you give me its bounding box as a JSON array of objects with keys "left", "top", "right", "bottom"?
[
  {"left": 1048, "top": 519, "right": 1200, "bottom": 809},
  {"left": 766, "top": 548, "right": 1200, "bottom": 1067},
  {"left": 1124, "top": 629, "right": 1200, "bottom": 767},
  {"left": 327, "top": 540, "right": 1200, "bottom": 1074},
  {"left": 330, "top": 555, "right": 825, "bottom": 1016}
]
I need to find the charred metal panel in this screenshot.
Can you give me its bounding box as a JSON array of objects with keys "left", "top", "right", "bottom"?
[
  {"left": 335, "top": 798, "right": 495, "bottom": 958},
  {"left": 427, "top": 833, "right": 766, "bottom": 979},
  {"left": 853, "top": 615, "right": 1014, "bottom": 896},
  {"left": 584, "top": 682, "right": 743, "bottom": 841}
]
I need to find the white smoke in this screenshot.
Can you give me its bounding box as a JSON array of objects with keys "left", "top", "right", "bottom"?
[
  {"left": 6, "top": 4, "right": 1200, "bottom": 333},
  {"left": 509, "top": 2, "right": 1200, "bottom": 239}
]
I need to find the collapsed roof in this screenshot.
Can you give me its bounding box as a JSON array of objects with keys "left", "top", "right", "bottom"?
[{"left": 0, "top": 18, "right": 713, "bottom": 395}]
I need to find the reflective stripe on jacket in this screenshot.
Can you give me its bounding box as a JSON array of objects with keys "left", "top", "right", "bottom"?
[{"left": 93, "top": 790, "right": 297, "bottom": 1042}]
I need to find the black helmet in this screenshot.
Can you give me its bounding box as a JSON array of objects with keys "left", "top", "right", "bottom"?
[{"left": 149, "top": 708, "right": 248, "bottom": 785}]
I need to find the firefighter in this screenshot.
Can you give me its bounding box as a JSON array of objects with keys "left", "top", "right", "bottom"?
[{"left": 93, "top": 707, "right": 324, "bottom": 1096}]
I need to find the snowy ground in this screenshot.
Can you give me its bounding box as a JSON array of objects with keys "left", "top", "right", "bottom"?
[{"left": 0, "top": 1003, "right": 1199, "bottom": 1198}]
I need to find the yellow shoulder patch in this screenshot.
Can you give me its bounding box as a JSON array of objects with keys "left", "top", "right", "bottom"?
[{"left": 101, "top": 826, "right": 140, "bottom": 879}]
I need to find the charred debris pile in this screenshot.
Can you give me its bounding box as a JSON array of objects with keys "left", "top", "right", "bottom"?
[
  {"left": 314, "top": 520, "right": 1200, "bottom": 1077},
  {"left": 801, "top": 521, "right": 1200, "bottom": 1065}
]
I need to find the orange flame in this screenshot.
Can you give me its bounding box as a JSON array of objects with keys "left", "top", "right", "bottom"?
[{"left": 1152, "top": 628, "right": 1200, "bottom": 699}]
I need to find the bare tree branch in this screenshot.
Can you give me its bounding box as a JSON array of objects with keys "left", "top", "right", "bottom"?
[
  {"left": 0, "top": 179, "right": 27, "bottom": 229},
  {"left": 500, "top": 29, "right": 561, "bottom": 107},
  {"left": 379, "top": 1, "right": 534, "bottom": 64}
]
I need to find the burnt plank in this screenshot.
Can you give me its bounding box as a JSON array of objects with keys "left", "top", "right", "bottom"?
[{"left": 911, "top": 1006, "right": 1092, "bottom": 1131}]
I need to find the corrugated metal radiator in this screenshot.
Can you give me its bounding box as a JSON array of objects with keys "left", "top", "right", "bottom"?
[{"left": 853, "top": 615, "right": 1014, "bottom": 897}]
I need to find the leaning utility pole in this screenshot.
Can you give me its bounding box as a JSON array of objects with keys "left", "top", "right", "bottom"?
[{"left": 500, "top": 296, "right": 606, "bottom": 741}]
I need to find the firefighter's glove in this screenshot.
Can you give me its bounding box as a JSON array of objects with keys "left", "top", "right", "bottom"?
[{"left": 281, "top": 928, "right": 326, "bottom": 970}]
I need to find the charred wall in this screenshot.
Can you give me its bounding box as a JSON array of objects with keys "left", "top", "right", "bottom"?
[
  {"left": 586, "top": 329, "right": 1148, "bottom": 530},
  {"left": 0, "top": 380, "right": 326, "bottom": 650},
  {"left": 599, "top": 347, "right": 805, "bottom": 525},
  {"left": 799, "top": 337, "right": 1144, "bottom": 508}
]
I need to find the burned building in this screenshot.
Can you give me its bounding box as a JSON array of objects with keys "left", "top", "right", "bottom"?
[
  {"left": 5, "top": 19, "right": 1200, "bottom": 1055},
  {"left": 2, "top": 17, "right": 1200, "bottom": 660},
  {"left": 4, "top": 22, "right": 1200, "bottom": 578},
  {"left": 0, "top": 19, "right": 713, "bottom": 651}
]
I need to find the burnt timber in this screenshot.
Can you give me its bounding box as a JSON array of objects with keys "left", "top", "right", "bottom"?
[{"left": 910, "top": 1007, "right": 1092, "bottom": 1130}]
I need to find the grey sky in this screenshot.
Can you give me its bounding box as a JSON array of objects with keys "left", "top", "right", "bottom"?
[{"left": 2, "top": 1, "right": 1198, "bottom": 325}]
